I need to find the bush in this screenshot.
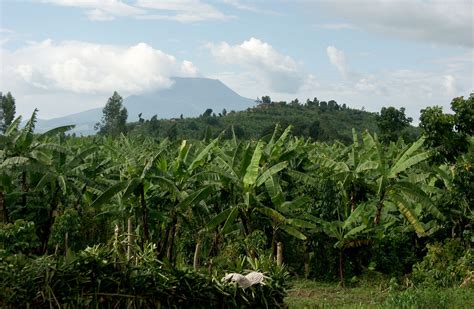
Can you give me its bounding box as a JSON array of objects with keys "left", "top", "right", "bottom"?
[
  {"left": 0, "top": 220, "right": 40, "bottom": 254},
  {"left": 411, "top": 239, "right": 473, "bottom": 287},
  {"left": 0, "top": 245, "right": 288, "bottom": 308}
]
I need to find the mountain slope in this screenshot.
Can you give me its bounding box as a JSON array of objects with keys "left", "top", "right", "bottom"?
[{"left": 35, "top": 77, "right": 255, "bottom": 135}]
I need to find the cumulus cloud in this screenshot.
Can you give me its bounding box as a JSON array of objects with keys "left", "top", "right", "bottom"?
[
  {"left": 326, "top": 46, "right": 347, "bottom": 78},
  {"left": 443, "top": 75, "right": 457, "bottom": 96},
  {"left": 316, "top": 0, "right": 473, "bottom": 47},
  {"left": 1, "top": 40, "right": 198, "bottom": 94},
  {"left": 41, "top": 0, "right": 232, "bottom": 22},
  {"left": 207, "top": 37, "right": 306, "bottom": 93}
]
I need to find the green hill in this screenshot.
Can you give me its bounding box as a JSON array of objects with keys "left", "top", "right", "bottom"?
[{"left": 128, "top": 99, "right": 419, "bottom": 143}]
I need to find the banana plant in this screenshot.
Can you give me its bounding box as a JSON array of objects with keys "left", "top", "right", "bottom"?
[
  {"left": 308, "top": 130, "right": 444, "bottom": 236},
  {"left": 34, "top": 137, "right": 97, "bottom": 252}
]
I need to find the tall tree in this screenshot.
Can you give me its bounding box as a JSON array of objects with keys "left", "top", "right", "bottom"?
[
  {"left": 420, "top": 96, "right": 473, "bottom": 163},
  {"left": 95, "top": 91, "right": 128, "bottom": 137},
  {"left": 261, "top": 96, "right": 271, "bottom": 105},
  {"left": 376, "top": 106, "right": 412, "bottom": 143},
  {"left": 1, "top": 92, "right": 16, "bottom": 132}
]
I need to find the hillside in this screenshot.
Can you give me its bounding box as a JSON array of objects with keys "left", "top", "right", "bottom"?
[{"left": 128, "top": 100, "right": 416, "bottom": 143}]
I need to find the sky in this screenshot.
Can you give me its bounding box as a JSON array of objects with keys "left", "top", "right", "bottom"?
[{"left": 0, "top": 0, "right": 473, "bottom": 122}]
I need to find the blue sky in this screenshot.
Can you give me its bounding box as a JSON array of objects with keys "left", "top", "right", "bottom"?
[{"left": 1, "top": 0, "right": 473, "bottom": 121}]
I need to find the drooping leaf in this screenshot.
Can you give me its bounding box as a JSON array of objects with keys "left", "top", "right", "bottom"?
[
  {"left": 38, "top": 125, "right": 76, "bottom": 141},
  {"left": 389, "top": 193, "right": 426, "bottom": 236},
  {"left": 280, "top": 224, "right": 307, "bottom": 240},
  {"left": 90, "top": 181, "right": 129, "bottom": 208},
  {"left": 256, "top": 161, "right": 287, "bottom": 187},
  {"left": 256, "top": 206, "right": 286, "bottom": 223},
  {"left": 204, "top": 208, "right": 233, "bottom": 231}
]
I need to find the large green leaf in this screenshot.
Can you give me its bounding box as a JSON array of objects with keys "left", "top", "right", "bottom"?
[
  {"left": 280, "top": 196, "right": 310, "bottom": 212},
  {"left": 204, "top": 208, "right": 233, "bottom": 231},
  {"left": 243, "top": 141, "right": 264, "bottom": 189},
  {"left": 0, "top": 156, "right": 29, "bottom": 168},
  {"left": 222, "top": 207, "right": 239, "bottom": 234},
  {"left": 58, "top": 175, "right": 67, "bottom": 195},
  {"left": 264, "top": 176, "right": 284, "bottom": 206},
  {"left": 177, "top": 186, "right": 213, "bottom": 211},
  {"left": 394, "top": 181, "right": 445, "bottom": 220},
  {"left": 389, "top": 151, "right": 430, "bottom": 177},
  {"left": 90, "top": 181, "right": 129, "bottom": 208},
  {"left": 344, "top": 224, "right": 367, "bottom": 238},
  {"left": 188, "top": 136, "right": 219, "bottom": 171},
  {"left": 256, "top": 206, "right": 286, "bottom": 223},
  {"left": 286, "top": 218, "right": 316, "bottom": 229},
  {"left": 389, "top": 136, "right": 428, "bottom": 177},
  {"left": 4, "top": 116, "right": 22, "bottom": 136},
  {"left": 280, "top": 224, "right": 307, "bottom": 240},
  {"left": 355, "top": 160, "right": 378, "bottom": 173},
  {"left": 389, "top": 193, "right": 425, "bottom": 236},
  {"left": 256, "top": 161, "right": 288, "bottom": 187},
  {"left": 38, "top": 125, "right": 76, "bottom": 141}
]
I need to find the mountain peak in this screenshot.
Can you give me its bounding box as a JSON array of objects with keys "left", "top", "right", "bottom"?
[{"left": 35, "top": 77, "right": 254, "bottom": 135}]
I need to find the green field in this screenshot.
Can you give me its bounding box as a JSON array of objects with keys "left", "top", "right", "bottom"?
[{"left": 286, "top": 280, "right": 474, "bottom": 308}]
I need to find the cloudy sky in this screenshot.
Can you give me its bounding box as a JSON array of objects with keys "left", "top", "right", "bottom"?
[{"left": 1, "top": 0, "right": 473, "bottom": 121}]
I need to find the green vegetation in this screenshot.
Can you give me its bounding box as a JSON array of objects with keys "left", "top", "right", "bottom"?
[
  {"left": 286, "top": 279, "right": 474, "bottom": 308},
  {"left": 0, "top": 94, "right": 472, "bottom": 307},
  {"left": 127, "top": 97, "right": 397, "bottom": 143},
  {"left": 0, "top": 92, "right": 16, "bottom": 133},
  {"left": 95, "top": 91, "right": 128, "bottom": 137}
]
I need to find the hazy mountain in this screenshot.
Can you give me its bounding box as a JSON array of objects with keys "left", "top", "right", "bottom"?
[{"left": 35, "top": 77, "right": 255, "bottom": 135}]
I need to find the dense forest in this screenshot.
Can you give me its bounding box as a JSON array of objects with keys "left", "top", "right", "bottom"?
[{"left": 0, "top": 92, "right": 473, "bottom": 307}]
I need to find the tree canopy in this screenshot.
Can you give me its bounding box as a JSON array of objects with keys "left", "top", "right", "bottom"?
[
  {"left": 0, "top": 92, "right": 16, "bottom": 132},
  {"left": 95, "top": 91, "right": 128, "bottom": 137}
]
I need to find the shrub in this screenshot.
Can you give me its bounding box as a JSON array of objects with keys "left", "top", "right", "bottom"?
[
  {"left": 0, "top": 220, "right": 40, "bottom": 254},
  {"left": 411, "top": 239, "right": 473, "bottom": 287},
  {"left": 0, "top": 245, "right": 288, "bottom": 308}
]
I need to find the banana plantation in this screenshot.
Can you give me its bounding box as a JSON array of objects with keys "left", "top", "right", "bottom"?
[{"left": 1, "top": 109, "right": 472, "bottom": 307}]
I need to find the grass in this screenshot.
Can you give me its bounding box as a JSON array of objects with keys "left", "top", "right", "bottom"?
[
  {"left": 285, "top": 279, "right": 474, "bottom": 308},
  {"left": 285, "top": 280, "right": 387, "bottom": 308}
]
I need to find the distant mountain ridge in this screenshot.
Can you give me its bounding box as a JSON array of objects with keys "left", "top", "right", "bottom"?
[{"left": 35, "top": 77, "right": 255, "bottom": 135}]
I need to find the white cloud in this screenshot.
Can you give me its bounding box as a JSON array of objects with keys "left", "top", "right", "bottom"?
[
  {"left": 316, "top": 0, "right": 473, "bottom": 47},
  {"left": 1, "top": 40, "right": 198, "bottom": 117},
  {"left": 136, "top": 0, "right": 231, "bottom": 22},
  {"left": 318, "top": 23, "right": 356, "bottom": 30},
  {"left": 41, "top": 0, "right": 232, "bottom": 22},
  {"left": 43, "top": 0, "right": 145, "bottom": 20},
  {"left": 326, "top": 46, "right": 347, "bottom": 78},
  {"left": 0, "top": 28, "right": 16, "bottom": 46},
  {"left": 221, "top": 0, "right": 275, "bottom": 14},
  {"left": 207, "top": 37, "right": 306, "bottom": 93},
  {"left": 443, "top": 75, "right": 457, "bottom": 96},
  {"left": 2, "top": 40, "right": 198, "bottom": 94},
  {"left": 86, "top": 9, "right": 116, "bottom": 21}
]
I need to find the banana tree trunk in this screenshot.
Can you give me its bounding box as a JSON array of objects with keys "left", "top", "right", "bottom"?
[
  {"left": 277, "top": 242, "right": 283, "bottom": 266},
  {"left": 193, "top": 241, "right": 201, "bottom": 270},
  {"left": 374, "top": 194, "right": 385, "bottom": 225},
  {"left": 127, "top": 217, "right": 134, "bottom": 260},
  {"left": 166, "top": 212, "right": 177, "bottom": 263},
  {"left": 21, "top": 172, "right": 28, "bottom": 207},
  {"left": 239, "top": 209, "right": 251, "bottom": 236},
  {"left": 41, "top": 187, "right": 60, "bottom": 254},
  {"left": 339, "top": 249, "right": 345, "bottom": 287},
  {"left": 140, "top": 186, "right": 150, "bottom": 243},
  {"left": 0, "top": 191, "right": 8, "bottom": 223}
]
